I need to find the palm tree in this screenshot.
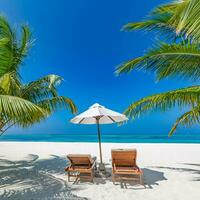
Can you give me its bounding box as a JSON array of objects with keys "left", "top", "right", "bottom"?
[
  {"left": 0, "top": 16, "right": 77, "bottom": 135},
  {"left": 117, "top": 0, "right": 200, "bottom": 135}
]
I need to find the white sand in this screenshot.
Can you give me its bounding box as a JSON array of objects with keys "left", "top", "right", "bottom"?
[{"left": 0, "top": 142, "right": 200, "bottom": 200}]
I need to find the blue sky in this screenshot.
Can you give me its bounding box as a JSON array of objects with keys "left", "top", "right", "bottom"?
[{"left": 0, "top": 0, "right": 199, "bottom": 136}]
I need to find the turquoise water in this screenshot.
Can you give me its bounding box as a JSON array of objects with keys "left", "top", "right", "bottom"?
[{"left": 1, "top": 132, "right": 200, "bottom": 143}]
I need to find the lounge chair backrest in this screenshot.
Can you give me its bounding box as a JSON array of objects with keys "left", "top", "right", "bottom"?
[
  {"left": 67, "top": 154, "right": 93, "bottom": 166},
  {"left": 111, "top": 149, "right": 137, "bottom": 166}
]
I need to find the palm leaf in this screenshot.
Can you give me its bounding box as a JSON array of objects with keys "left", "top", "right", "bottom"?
[
  {"left": 122, "top": 1, "right": 180, "bottom": 39},
  {"left": 0, "top": 15, "right": 15, "bottom": 41},
  {"left": 151, "top": 2, "right": 180, "bottom": 15},
  {"left": 116, "top": 40, "right": 200, "bottom": 81},
  {"left": 122, "top": 0, "right": 200, "bottom": 40},
  {"left": 0, "top": 95, "right": 47, "bottom": 122},
  {"left": 0, "top": 37, "right": 14, "bottom": 77},
  {"left": 0, "top": 17, "right": 31, "bottom": 77},
  {"left": 123, "top": 14, "right": 174, "bottom": 35},
  {"left": 21, "top": 74, "right": 63, "bottom": 101},
  {"left": 37, "top": 96, "right": 77, "bottom": 114},
  {"left": 15, "top": 25, "right": 32, "bottom": 67},
  {"left": 0, "top": 72, "right": 20, "bottom": 95},
  {"left": 169, "top": 106, "right": 200, "bottom": 136},
  {"left": 124, "top": 86, "right": 200, "bottom": 119},
  {"left": 171, "top": 0, "right": 200, "bottom": 40}
]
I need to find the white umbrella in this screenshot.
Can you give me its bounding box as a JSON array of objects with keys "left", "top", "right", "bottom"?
[{"left": 71, "top": 103, "right": 128, "bottom": 169}]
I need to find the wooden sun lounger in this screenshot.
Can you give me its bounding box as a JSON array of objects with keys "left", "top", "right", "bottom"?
[
  {"left": 65, "top": 154, "right": 96, "bottom": 182},
  {"left": 111, "top": 149, "right": 144, "bottom": 185}
]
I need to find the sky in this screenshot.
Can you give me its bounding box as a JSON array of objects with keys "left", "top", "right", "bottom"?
[{"left": 0, "top": 0, "right": 199, "bottom": 136}]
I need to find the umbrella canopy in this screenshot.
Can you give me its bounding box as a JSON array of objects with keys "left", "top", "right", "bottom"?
[
  {"left": 70, "top": 103, "right": 128, "bottom": 168},
  {"left": 71, "top": 103, "right": 128, "bottom": 124}
]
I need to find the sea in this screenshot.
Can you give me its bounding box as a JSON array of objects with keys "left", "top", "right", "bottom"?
[{"left": 1, "top": 132, "right": 200, "bottom": 143}]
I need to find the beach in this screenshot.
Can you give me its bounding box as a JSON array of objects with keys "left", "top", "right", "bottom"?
[{"left": 0, "top": 142, "right": 200, "bottom": 200}]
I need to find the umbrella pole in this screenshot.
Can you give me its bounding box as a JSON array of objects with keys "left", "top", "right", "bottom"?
[{"left": 96, "top": 118, "right": 103, "bottom": 164}]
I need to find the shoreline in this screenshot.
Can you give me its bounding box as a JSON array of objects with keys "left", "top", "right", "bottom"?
[
  {"left": 1, "top": 140, "right": 200, "bottom": 144},
  {"left": 1, "top": 140, "right": 200, "bottom": 143},
  {"left": 2, "top": 132, "right": 200, "bottom": 144}
]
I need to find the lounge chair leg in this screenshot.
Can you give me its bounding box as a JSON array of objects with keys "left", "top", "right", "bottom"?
[
  {"left": 112, "top": 174, "right": 115, "bottom": 184},
  {"left": 68, "top": 172, "right": 70, "bottom": 182},
  {"left": 140, "top": 174, "right": 144, "bottom": 186},
  {"left": 91, "top": 175, "right": 94, "bottom": 182}
]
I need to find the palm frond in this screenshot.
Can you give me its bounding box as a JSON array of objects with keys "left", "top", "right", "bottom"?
[
  {"left": 0, "top": 72, "right": 20, "bottom": 95},
  {"left": 18, "top": 26, "right": 31, "bottom": 55},
  {"left": 170, "top": 0, "right": 200, "bottom": 40},
  {"left": 122, "top": 1, "right": 180, "bottom": 39},
  {"left": 0, "top": 95, "right": 47, "bottom": 122},
  {"left": 116, "top": 40, "right": 200, "bottom": 81},
  {"left": 0, "top": 17, "right": 32, "bottom": 77},
  {"left": 21, "top": 74, "right": 63, "bottom": 101},
  {"left": 169, "top": 106, "right": 200, "bottom": 136},
  {"left": 123, "top": 14, "right": 174, "bottom": 35},
  {"left": 124, "top": 86, "right": 200, "bottom": 120},
  {"left": 151, "top": 1, "right": 180, "bottom": 15},
  {"left": 0, "top": 37, "right": 14, "bottom": 77},
  {"left": 122, "top": 0, "right": 200, "bottom": 40},
  {"left": 0, "top": 15, "right": 15, "bottom": 42},
  {"left": 28, "top": 74, "right": 63, "bottom": 89},
  {"left": 37, "top": 96, "right": 77, "bottom": 114},
  {"left": 15, "top": 25, "right": 32, "bottom": 67}
]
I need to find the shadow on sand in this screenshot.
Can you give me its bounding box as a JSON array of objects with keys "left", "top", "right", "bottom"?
[
  {"left": 0, "top": 155, "right": 174, "bottom": 199},
  {"left": 90, "top": 166, "right": 167, "bottom": 189},
  {"left": 151, "top": 163, "right": 200, "bottom": 182},
  {"left": 0, "top": 154, "right": 87, "bottom": 200},
  {"left": 70, "top": 160, "right": 167, "bottom": 190}
]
